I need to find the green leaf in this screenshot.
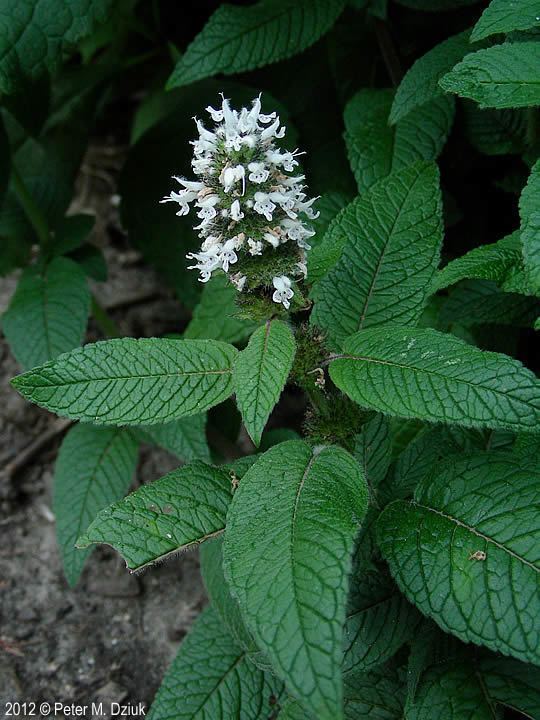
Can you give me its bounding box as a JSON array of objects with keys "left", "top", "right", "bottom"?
[
  {"left": 2, "top": 257, "right": 90, "bottom": 370},
  {"left": 471, "top": 0, "right": 540, "bottom": 42},
  {"left": 0, "top": 0, "right": 114, "bottom": 94},
  {"left": 134, "top": 415, "right": 210, "bottom": 463},
  {"left": 166, "top": 0, "right": 346, "bottom": 89},
  {"left": 479, "top": 654, "right": 540, "bottom": 718},
  {"left": 381, "top": 427, "right": 462, "bottom": 502},
  {"left": 344, "top": 662, "right": 406, "bottom": 719},
  {"left": 462, "top": 102, "right": 528, "bottom": 156},
  {"left": 520, "top": 158, "right": 540, "bottom": 294},
  {"left": 390, "top": 30, "right": 473, "bottom": 124},
  {"left": 147, "top": 606, "right": 283, "bottom": 720},
  {"left": 344, "top": 90, "right": 454, "bottom": 191},
  {"left": 53, "top": 424, "right": 138, "bottom": 587},
  {"left": 184, "top": 273, "right": 257, "bottom": 344},
  {"left": 353, "top": 414, "right": 392, "bottom": 490},
  {"left": 233, "top": 320, "right": 296, "bottom": 446},
  {"left": 12, "top": 338, "right": 238, "bottom": 425},
  {"left": 439, "top": 42, "right": 540, "bottom": 109},
  {"left": 431, "top": 231, "right": 522, "bottom": 292},
  {"left": 344, "top": 568, "right": 420, "bottom": 674},
  {"left": 311, "top": 163, "right": 443, "bottom": 349},
  {"left": 0, "top": 115, "right": 9, "bottom": 208},
  {"left": 77, "top": 461, "right": 233, "bottom": 571},
  {"left": 49, "top": 214, "right": 95, "bottom": 257},
  {"left": 331, "top": 326, "right": 540, "bottom": 430},
  {"left": 440, "top": 279, "right": 540, "bottom": 327},
  {"left": 223, "top": 441, "right": 369, "bottom": 720},
  {"left": 377, "top": 452, "right": 540, "bottom": 666},
  {"left": 406, "top": 660, "right": 500, "bottom": 719},
  {"left": 200, "top": 537, "right": 257, "bottom": 653}
]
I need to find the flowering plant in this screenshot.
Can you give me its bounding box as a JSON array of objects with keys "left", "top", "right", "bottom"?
[
  {"left": 2, "top": 1, "right": 540, "bottom": 719},
  {"left": 162, "top": 95, "right": 318, "bottom": 310}
]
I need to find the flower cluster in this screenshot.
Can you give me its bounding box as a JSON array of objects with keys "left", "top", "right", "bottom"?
[{"left": 160, "top": 94, "right": 319, "bottom": 310}]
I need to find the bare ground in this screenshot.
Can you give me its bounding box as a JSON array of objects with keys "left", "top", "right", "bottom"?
[{"left": 0, "top": 150, "right": 208, "bottom": 719}]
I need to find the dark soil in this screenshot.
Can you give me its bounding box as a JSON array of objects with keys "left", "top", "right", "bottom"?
[{"left": 0, "top": 146, "right": 207, "bottom": 719}]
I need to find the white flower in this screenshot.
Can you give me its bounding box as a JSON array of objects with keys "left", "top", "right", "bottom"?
[
  {"left": 230, "top": 200, "right": 244, "bottom": 221},
  {"left": 248, "top": 162, "right": 270, "bottom": 184},
  {"left": 253, "top": 192, "right": 276, "bottom": 221},
  {"left": 162, "top": 94, "right": 318, "bottom": 307},
  {"left": 272, "top": 276, "right": 294, "bottom": 309}
]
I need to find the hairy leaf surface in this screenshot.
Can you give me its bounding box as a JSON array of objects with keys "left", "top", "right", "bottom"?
[
  {"left": 330, "top": 327, "right": 540, "bottom": 431},
  {"left": 134, "top": 415, "right": 210, "bottom": 463},
  {"left": 390, "top": 31, "right": 473, "bottom": 124},
  {"left": 167, "top": 0, "right": 346, "bottom": 88},
  {"left": 223, "top": 441, "right": 368, "bottom": 720},
  {"left": 0, "top": 0, "right": 113, "bottom": 93},
  {"left": 440, "top": 42, "right": 540, "bottom": 109},
  {"left": 471, "top": 0, "right": 540, "bottom": 41},
  {"left": 233, "top": 320, "right": 295, "bottom": 446},
  {"left": 147, "top": 606, "right": 283, "bottom": 720},
  {"left": 378, "top": 453, "right": 540, "bottom": 665},
  {"left": 520, "top": 158, "right": 540, "bottom": 294},
  {"left": 54, "top": 424, "right": 138, "bottom": 586},
  {"left": 2, "top": 257, "right": 90, "bottom": 370},
  {"left": 78, "top": 462, "right": 233, "bottom": 570},
  {"left": 344, "top": 90, "right": 453, "bottom": 191},
  {"left": 311, "top": 163, "right": 442, "bottom": 349},
  {"left": 344, "top": 569, "right": 420, "bottom": 674},
  {"left": 11, "top": 338, "right": 237, "bottom": 425},
  {"left": 431, "top": 231, "right": 522, "bottom": 292},
  {"left": 184, "top": 274, "right": 257, "bottom": 344}
]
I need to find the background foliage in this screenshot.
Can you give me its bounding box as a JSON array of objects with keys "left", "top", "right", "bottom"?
[{"left": 1, "top": 0, "right": 540, "bottom": 718}]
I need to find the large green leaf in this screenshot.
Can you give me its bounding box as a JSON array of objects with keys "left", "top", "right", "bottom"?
[
  {"left": 200, "top": 537, "right": 257, "bottom": 654},
  {"left": 2, "top": 257, "right": 90, "bottom": 370},
  {"left": 344, "top": 662, "right": 406, "bottom": 719},
  {"left": 406, "top": 660, "right": 501, "bottom": 719},
  {"left": 311, "top": 163, "right": 443, "bottom": 349},
  {"left": 167, "top": 0, "right": 346, "bottom": 89},
  {"left": 147, "top": 606, "right": 283, "bottom": 720},
  {"left": 471, "top": 0, "right": 540, "bottom": 42},
  {"left": 520, "top": 158, "right": 540, "bottom": 294},
  {"left": 462, "top": 102, "right": 529, "bottom": 156},
  {"left": 344, "top": 568, "right": 420, "bottom": 675},
  {"left": 390, "top": 30, "right": 473, "bottom": 124},
  {"left": 440, "top": 42, "right": 540, "bottom": 109},
  {"left": 344, "top": 90, "right": 454, "bottom": 192},
  {"left": 134, "top": 415, "right": 210, "bottom": 463},
  {"left": 184, "top": 274, "right": 257, "bottom": 344},
  {"left": 377, "top": 452, "right": 540, "bottom": 665},
  {"left": 431, "top": 231, "right": 522, "bottom": 292},
  {"left": 440, "top": 279, "right": 540, "bottom": 328},
  {"left": 11, "top": 338, "right": 238, "bottom": 425},
  {"left": 330, "top": 327, "right": 540, "bottom": 431},
  {"left": 479, "top": 654, "right": 540, "bottom": 718},
  {"left": 233, "top": 320, "right": 296, "bottom": 446},
  {"left": 353, "top": 413, "right": 392, "bottom": 490},
  {"left": 0, "top": 115, "right": 9, "bottom": 208},
  {"left": 77, "top": 462, "right": 233, "bottom": 571},
  {"left": 0, "top": 0, "right": 113, "bottom": 94},
  {"left": 53, "top": 424, "right": 138, "bottom": 587},
  {"left": 223, "top": 441, "right": 368, "bottom": 720}
]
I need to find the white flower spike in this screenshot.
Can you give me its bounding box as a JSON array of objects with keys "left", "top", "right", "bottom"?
[{"left": 161, "top": 94, "right": 319, "bottom": 309}]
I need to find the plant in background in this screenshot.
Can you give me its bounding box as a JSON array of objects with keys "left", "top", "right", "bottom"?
[{"left": 1, "top": 0, "right": 540, "bottom": 719}]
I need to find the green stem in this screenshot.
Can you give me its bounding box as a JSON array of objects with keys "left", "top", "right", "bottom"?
[
  {"left": 91, "top": 295, "right": 121, "bottom": 338},
  {"left": 11, "top": 165, "right": 51, "bottom": 248}
]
